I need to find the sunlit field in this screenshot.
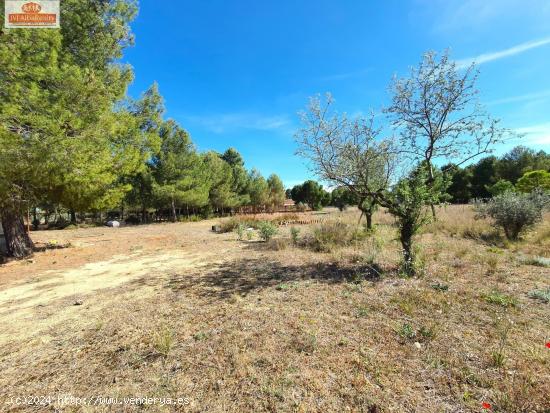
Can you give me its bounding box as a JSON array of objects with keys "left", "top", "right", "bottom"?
[{"left": 0, "top": 205, "right": 548, "bottom": 412}]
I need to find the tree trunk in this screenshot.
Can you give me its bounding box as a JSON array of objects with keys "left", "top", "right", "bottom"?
[
  {"left": 1, "top": 207, "right": 34, "bottom": 258},
  {"left": 70, "top": 210, "right": 77, "bottom": 224},
  {"left": 366, "top": 212, "right": 373, "bottom": 231},
  {"left": 427, "top": 163, "right": 438, "bottom": 220},
  {"left": 141, "top": 206, "right": 147, "bottom": 224},
  {"left": 430, "top": 203, "right": 436, "bottom": 220},
  {"left": 399, "top": 221, "right": 416, "bottom": 276},
  {"left": 171, "top": 198, "right": 177, "bottom": 223}
]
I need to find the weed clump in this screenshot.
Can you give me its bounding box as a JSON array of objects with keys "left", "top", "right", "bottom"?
[
  {"left": 527, "top": 288, "right": 550, "bottom": 303},
  {"left": 483, "top": 291, "right": 518, "bottom": 308},
  {"left": 305, "top": 221, "right": 367, "bottom": 252}
]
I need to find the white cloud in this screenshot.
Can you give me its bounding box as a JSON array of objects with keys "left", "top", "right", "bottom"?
[
  {"left": 486, "top": 89, "right": 550, "bottom": 106},
  {"left": 185, "top": 112, "right": 291, "bottom": 134},
  {"left": 422, "top": 0, "right": 550, "bottom": 33},
  {"left": 456, "top": 37, "right": 550, "bottom": 68},
  {"left": 319, "top": 68, "right": 371, "bottom": 82},
  {"left": 515, "top": 122, "right": 550, "bottom": 145}
]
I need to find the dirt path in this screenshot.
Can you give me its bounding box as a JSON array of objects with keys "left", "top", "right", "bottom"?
[{"left": 0, "top": 220, "right": 235, "bottom": 346}]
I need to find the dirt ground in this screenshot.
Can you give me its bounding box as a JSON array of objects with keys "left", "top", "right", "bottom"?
[{"left": 0, "top": 207, "right": 548, "bottom": 412}]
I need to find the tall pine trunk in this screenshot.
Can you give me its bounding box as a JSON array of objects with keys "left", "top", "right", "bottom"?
[
  {"left": 1, "top": 207, "right": 34, "bottom": 258},
  {"left": 171, "top": 198, "right": 177, "bottom": 222}
]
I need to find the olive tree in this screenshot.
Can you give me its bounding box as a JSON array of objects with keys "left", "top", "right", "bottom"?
[{"left": 475, "top": 191, "right": 549, "bottom": 240}]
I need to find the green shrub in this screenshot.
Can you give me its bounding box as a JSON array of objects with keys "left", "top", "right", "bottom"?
[
  {"left": 235, "top": 223, "right": 245, "bottom": 240},
  {"left": 396, "top": 323, "right": 416, "bottom": 340},
  {"left": 290, "top": 227, "right": 300, "bottom": 245},
  {"left": 153, "top": 328, "right": 174, "bottom": 358},
  {"left": 474, "top": 191, "right": 549, "bottom": 240},
  {"left": 528, "top": 288, "right": 550, "bottom": 303},
  {"left": 258, "top": 221, "right": 277, "bottom": 242},
  {"left": 484, "top": 291, "right": 518, "bottom": 307},
  {"left": 519, "top": 255, "right": 550, "bottom": 268},
  {"left": 431, "top": 282, "right": 449, "bottom": 292}
]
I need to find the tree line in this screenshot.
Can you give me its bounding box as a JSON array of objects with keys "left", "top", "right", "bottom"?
[
  {"left": 287, "top": 145, "right": 549, "bottom": 212},
  {"left": 0, "top": 0, "right": 285, "bottom": 258},
  {"left": 444, "top": 146, "right": 550, "bottom": 202}
]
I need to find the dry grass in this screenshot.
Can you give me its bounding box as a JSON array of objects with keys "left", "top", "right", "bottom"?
[{"left": 0, "top": 206, "right": 548, "bottom": 412}]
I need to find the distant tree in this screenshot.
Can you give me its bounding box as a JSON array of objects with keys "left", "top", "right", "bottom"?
[
  {"left": 469, "top": 156, "right": 498, "bottom": 199},
  {"left": 153, "top": 121, "right": 207, "bottom": 222},
  {"left": 247, "top": 169, "right": 269, "bottom": 212},
  {"left": 266, "top": 174, "right": 286, "bottom": 212},
  {"left": 497, "top": 146, "right": 550, "bottom": 184},
  {"left": 221, "top": 148, "right": 244, "bottom": 167},
  {"left": 331, "top": 187, "right": 359, "bottom": 211},
  {"left": 220, "top": 148, "right": 250, "bottom": 212},
  {"left": 385, "top": 50, "right": 509, "bottom": 217},
  {"left": 285, "top": 188, "right": 292, "bottom": 199},
  {"left": 487, "top": 180, "right": 515, "bottom": 196},
  {"left": 516, "top": 170, "right": 550, "bottom": 193},
  {"left": 290, "top": 180, "right": 328, "bottom": 211},
  {"left": 444, "top": 164, "right": 472, "bottom": 203},
  {"left": 203, "top": 152, "right": 240, "bottom": 214}
]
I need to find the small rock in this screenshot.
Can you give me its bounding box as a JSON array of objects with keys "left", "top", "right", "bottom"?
[
  {"left": 414, "top": 342, "right": 422, "bottom": 350},
  {"left": 106, "top": 220, "right": 120, "bottom": 228},
  {"left": 73, "top": 300, "right": 83, "bottom": 306}
]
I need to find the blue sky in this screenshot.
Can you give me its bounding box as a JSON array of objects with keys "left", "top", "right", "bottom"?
[{"left": 123, "top": 0, "right": 550, "bottom": 188}]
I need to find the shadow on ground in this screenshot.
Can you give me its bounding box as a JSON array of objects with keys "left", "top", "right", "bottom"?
[{"left": 166, "top": 255, "right": 384, "bottom": 301}]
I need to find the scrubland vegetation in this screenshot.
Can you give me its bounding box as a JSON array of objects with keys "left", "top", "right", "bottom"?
[{"left": 0, "top": 206, "right": 548, "bottom": 412}]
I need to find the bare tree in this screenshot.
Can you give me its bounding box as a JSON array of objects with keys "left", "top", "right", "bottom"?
[
  {"left": 295, "top": 94, "right": 396, "bottom": 229},
  {"left": 385, "top": 50, "right": 510, "bottom": 217}
]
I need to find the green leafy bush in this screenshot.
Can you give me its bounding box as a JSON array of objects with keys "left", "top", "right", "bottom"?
[
  {"left": 290, "top": 227, "right": 300, "bottom": 245},
  {"left": 258, "top": 221, "right": 278, "bottom": 242},
  {"left": 474, "top": 191, "right": 549, "bottom": 240}
]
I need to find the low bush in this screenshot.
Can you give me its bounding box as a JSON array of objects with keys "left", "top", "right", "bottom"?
[
  {"left": 218, "top": 217, "right": 262, "bottom": 233},
  {"left": 258, "top": 221, "right": 278, "bottom": 242},
  {"left": 519, "top": 255, "right": 550, "bottom": 268},
  {"left": 474, "top": 191, "right": 549, "bottom": 240},
  {"left": 235, "top": 223, "right": 246, "bottom": 240},
  {"left": 305, "top": 221, "right": 368, "bottom": 252},
  {"left": 290, "top": 227, "right": 300, "bottom": 245},
  {"left": 483, "top": 291, "right": 518, "bottom": 308},
  {"left": 527, "top": 288, "right": 550, "bottom": 303}
]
